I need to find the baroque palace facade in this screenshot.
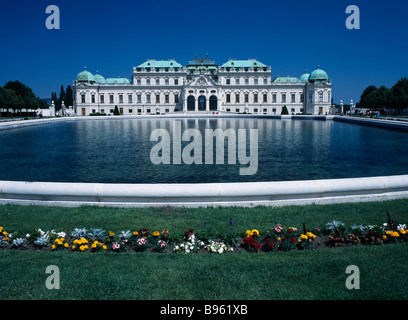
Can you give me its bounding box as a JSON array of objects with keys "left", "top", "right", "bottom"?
[{"left": 73, "top": 56, "right": 332, "bottom": 116}]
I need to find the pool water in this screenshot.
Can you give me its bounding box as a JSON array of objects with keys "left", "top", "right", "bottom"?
[{"left": 0, "top": 118, "right": 407, "bottom": 183}]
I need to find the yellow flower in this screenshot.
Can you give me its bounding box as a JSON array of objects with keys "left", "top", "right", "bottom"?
[
  {"left": 133, "top": 231, "right": 138, "bottom": 236},
  {"left": 399, "top": 229, "right": 406, "bottom": 235},
  {"left": 73, "top": 239, "right": 78, "bottom": 244},
  {"left": 3, "top": 231, "right": 8, "bottom": 236},
  {"left": 60, "top": 238, "right": 65, "bottom": 242},
  {"left": 300, "top": 234, "right": 308, "bottom": 240},
  {"left": 64, "top": 243, "right": 69, "bottom": 248},
  {"left": 109, "top": 232, "right": 115, "bottom": 237},
  {"left": 153, "top": 231, "right": 160, "bottom": 237},
  {"left": 245, "top": 230, "right": 253, "bottom": 236},
  {"left": 382, "top": 235, "right": 387, "bottom": 240},
  {"left": 51, "top": 244, "right": 56, "bottom": 250},
  {"left": 386, "top": 231, "right": 392, "bottom": 235},
  {"left": 91, "top": 243, "right": 97, "bottom": 248},
  {"left": 306, "top": 232, "right": 316, "bottom": 239},
  {"left": 277, "top": 237, "right": 281, "bottom": 241},
  {"left": 0, "top": 227, "right": 3, "bottom": 232},
  {"left": 252, "top": 229, "right": 259, "bottom": 236},
  {"left": 80, "top": 245, "right": 85, "bottom": 251},
  {"left": 103, "top": 245, "right": 107, "bottom": 250},
  {"left": 72, "top": 245, "right": 76, "bottom": 250},
  {"left": 94, "top": 241, "right": 99, "bottom": 245},
  {"left": 392, "top": 232, "right": 400, "bottom": 237}
]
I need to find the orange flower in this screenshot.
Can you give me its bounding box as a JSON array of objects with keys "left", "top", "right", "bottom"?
[{"left": 153, "top": 231, "right": 160, "bottom": 237}]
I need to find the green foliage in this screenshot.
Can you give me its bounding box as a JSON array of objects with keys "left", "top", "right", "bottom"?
[
  {"left": 281, "top": 105, "right": 289, "bottom": 115},
  {"left": 113, "top": 105, "right": 120, "bottom": 115}
]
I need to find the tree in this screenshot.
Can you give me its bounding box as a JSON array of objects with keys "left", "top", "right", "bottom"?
[
  {"left": 113, "top": 105, "right": 120, "bottom": 115},
  {"left": 359, "top": 85, "right": 377, "bottom": 109},
  {"left": 391, "top": 77, "right": 408, "bottom": 115},
  {"left": 65, "top": 85, "right": 73, "bottom": 107},
  {"left": 56, "top": 85, "right": 66, "bottom": 110},
  {"left": 281, "top": 105, "right": 289, "bottom": 115}
]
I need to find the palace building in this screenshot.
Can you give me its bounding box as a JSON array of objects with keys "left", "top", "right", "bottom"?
[{"left": 73, "top": 56, "right": 332, "bottom": 116}]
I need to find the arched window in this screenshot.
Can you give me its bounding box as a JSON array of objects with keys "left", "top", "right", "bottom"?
[{"left": 187, "top": 96, "right": 195, "bottom": 111}]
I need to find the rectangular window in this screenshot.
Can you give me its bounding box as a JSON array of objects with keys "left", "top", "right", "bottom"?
[
  {"left": 272, "top": 108, "right": 276, "bottom": 114},
  {"left": 300, "top": 93, "right": 304, "bottom": 103},
  {"left": 165, "top": 79, "right": 169, "bottom": 85},
  {"left": 81, "top": 95, "right": 85, "bottom": 103},
  {"left": 100, "top": 95, "right": 105, "bottom": 104},
  {"left": 174, "top": 94, "right": 179, "bottom": 103},
  {"left": 319, "top": 92, "right": 323, "bottom": 102},
  {"left": 235, "top": 94, "right": 240, "bottom": 103},
  {"left": 309, "top": 93, "right": 313, "bottom": 103},
  {"left": 119, "top": 94, "right": 123, "bottom": 104},
  {"left": 263, "top": 108, "right": 267, "bottom": 113},
  {"left": 129, "top": 109, "right": 133, "bottom": 113},
  {"left": 235, "top": 78, "right": 240, "bottom": 85},
  {"left": 253, "top": 94, "right": 258, "bottom": 103},
  {"left": 156, "top": 79, "right": 160, "bottom": 86},
  {"left": 146, "top": 79, "right": 150, "bottom": 85},
  {"left": 147, "top": 108, "right": 151, "bottom": 113},
  {"left": 226, "top": 94, "right": 231, "bottom": 103},
  {"left": 263, "top": 78, "right": 267, "bottom": 85},
  {"left": 254, "top": 78, "right": 258, "bottom": 85},
  {"left": 137, "top": 79, "right": 141, "bottom": 85},
  {"left": 101, "top": 109, "right": 104, "bottom": 113},
  {"left": 291, "top": 93, "right": 296, "bottom": 103},
  {"left": 109, "top": 95, "right": 114, "bottom": 104},
  {"left": 236, "top": 108, "right": 240, "bottom": 113},
  {"left": 291, "top": 108, "right": 295, "bottom": 113},
  {"left": 128, "top": 95, "right": 132, "bottom": 103},
  {"left": 272, "top": 93, "right": 277, "bottom": 103},
  {"left": 263, "top": 94, "right": 267, "bottom": 103},
  {"left": 245, "top": 94, "right": 249, "bottom": 103},
  {"left": 165, "top": 94, "right": 169, "bottom": 104},
  {"left": 156, "top": 94, "right": 160, "bottom": 104},
  {"left": 226, "top": 78, "right": 230, "bottom": 85},
  {"left": 245, "top": 78, "right": 249, "bottom": 85},
  {"left": 165, "top": 109, "right": 169, "bottom": 113},
  {"left": 137, "top": 94, "right": 141, "bottom": 104},
  {"left": 254, "top": 108, "right": 258, "bottom": 113},
  {"left": 282, "top": 94, "right": 286, "bottom": 103},
  {"left": 92, "top": 109, "right": 96, "bottom": 113},
  {"left": 174, "top": 78, "right": 179, "bottom": 85},
  {"left": 146, "top": 94, "right": 151, "bottom": 104},
  {"left": 91, "top": 95, "right": 95, "bottom": 104}
]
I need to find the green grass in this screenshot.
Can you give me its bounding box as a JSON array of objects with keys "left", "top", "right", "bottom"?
[{"left": 1, "top": 199, "right": 408, "bottom": 300}]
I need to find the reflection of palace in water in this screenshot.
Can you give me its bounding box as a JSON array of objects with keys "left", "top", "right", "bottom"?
[{"left": 73, "top": 56, "right": 332, "bottom": 116}]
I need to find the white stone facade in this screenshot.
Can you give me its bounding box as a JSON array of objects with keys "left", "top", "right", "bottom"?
[{"left": 73, "top": 57, "right": 332, "bottom": 116}]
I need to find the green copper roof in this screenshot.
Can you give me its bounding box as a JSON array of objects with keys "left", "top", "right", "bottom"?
[
  {"left": 273, "top": 76, "right": 301, "bottom": 84},
  {"left": 221, "top": 59, "right": 267, "bottom": 68},
  {"left": 186, "top": 57, "right": 218, "bottom": 70},
  {"left": 94, "top": 72, "right": 105, "bottom": 84},
  {"left": 76, "top": 68, "right": 96, "bottom": 82},
  {"left": 309, "top": 66, "right": 329, "bottom": 81},
  {"left": 300, "top": 71, "right": 310, "bottom": 82},
  {"left": 105, "top": 78, "right": 131, "bottom": 84},
  {"left": 137, "top": 59, "right": 182, "bottom": 69}
]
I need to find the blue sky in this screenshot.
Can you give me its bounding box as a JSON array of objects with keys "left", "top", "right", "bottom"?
[{"left": 0, "top": 0, "right": 407, "bottom": 104}]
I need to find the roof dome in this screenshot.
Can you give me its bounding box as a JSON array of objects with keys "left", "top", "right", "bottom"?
[
  {"left": 94, "top": 71, "right": 105, "bottom": 84},
  {"left": 300, "top": 71, "right": 310, "bottom": 82},
  {"left": 309, "top": 66, "right": 328, "bottom": 82},
  {"left": 76, "top": 67, "right": 96, "bottom": 82}
]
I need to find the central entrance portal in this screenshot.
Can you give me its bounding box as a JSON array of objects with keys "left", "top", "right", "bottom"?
[{"left": 198, "top": 95, "right": 206, "bottom": 111}]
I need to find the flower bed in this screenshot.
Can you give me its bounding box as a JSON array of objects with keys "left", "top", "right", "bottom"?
[{"left": 1, "top": 212, "right": 407, "bottom": 254}]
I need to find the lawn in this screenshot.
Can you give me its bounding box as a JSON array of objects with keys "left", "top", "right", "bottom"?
[{"left": 1, "top": 199, "right": 408, "bottom": 300}]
